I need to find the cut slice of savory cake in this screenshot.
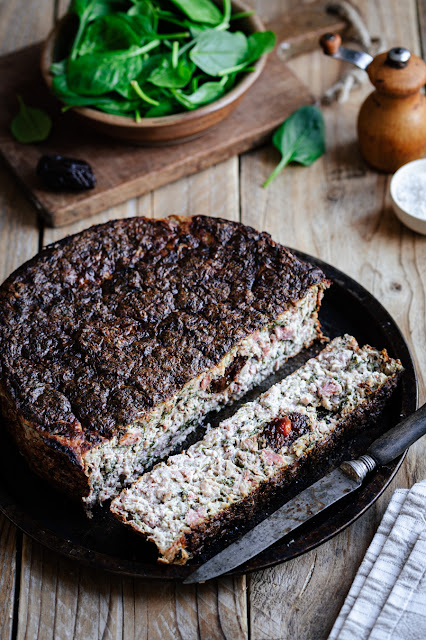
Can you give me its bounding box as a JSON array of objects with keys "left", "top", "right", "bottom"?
[
  {"left": 111, "top": 335, "right": 403, "bottom": 564},
  {"left": 0, "top": 215, "right": 329, "bottom": 509}
]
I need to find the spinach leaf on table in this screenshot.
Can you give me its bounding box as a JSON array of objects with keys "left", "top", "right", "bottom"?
[
  {"left": 189, "top": 29, "right": 248, "bottom": 76},
  {"left": 10, "top": 96, "right": 52, "bottom": 143},
  {"left": 263, "top": 105, "right": 325, "bottom": 188}
]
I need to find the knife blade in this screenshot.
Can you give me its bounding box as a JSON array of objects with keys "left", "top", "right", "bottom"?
[{"left": 184, "top": 402, "right": 426, "bottom": 583}]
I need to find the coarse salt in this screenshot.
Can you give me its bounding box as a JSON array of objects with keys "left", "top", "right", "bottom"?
[{"left": 393, "top": 166, "right": 426, "bottom": 220}]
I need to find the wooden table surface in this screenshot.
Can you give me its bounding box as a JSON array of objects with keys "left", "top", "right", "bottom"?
[{"left": 0, "top": 1, "right": 425, "bottom": 638}]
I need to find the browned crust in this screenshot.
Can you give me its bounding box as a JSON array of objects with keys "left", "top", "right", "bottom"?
[
  {"left": 112, "top": 368, "right": 402, "bottom": 564},
  {"left": 0, "top": 215, "right": 330, "bottom": 498},
  {"left": 0, "top": 386, "right": 89, "bottom": 500}
]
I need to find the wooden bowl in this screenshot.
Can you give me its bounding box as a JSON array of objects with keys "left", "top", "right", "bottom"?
[{"left": 41, "top": 1, "right": 268, "bottom": 145}]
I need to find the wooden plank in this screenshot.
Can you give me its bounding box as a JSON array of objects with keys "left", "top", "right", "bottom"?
[
  {"left": 0, "top": 512, "right": 17, "bottom": 640},
  {"left": 42, "top": 197, "right": 149, "bottom": 245},
  {"left": 265, "top": 1, "right": 347, "bottom": 61},
  {"left": 0, "top": 0, "right": 53, "bottom": 55},
  {"left": 418, "top": 0, "right": 426, "bottom": 57},
  {"left": 0, "top": 44, "right": 311, "bottom": 227},
  {"left": 0, "top": 1, "right": 54, "bottom": 638},
  {"left": 243, "top": 0, "right": 426, "bottom": 639},
  {"left": 18, "top": 540, "right": 129, "bottom": 640}
]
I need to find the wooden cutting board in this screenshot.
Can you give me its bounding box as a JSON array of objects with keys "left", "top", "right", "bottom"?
[{"left": 0, "top": 4, "right": 345, "bottom": 227}]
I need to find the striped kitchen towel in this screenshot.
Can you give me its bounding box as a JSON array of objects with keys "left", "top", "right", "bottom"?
[{"left": 328, "top": 479, "right": 426, "bottom": 640}]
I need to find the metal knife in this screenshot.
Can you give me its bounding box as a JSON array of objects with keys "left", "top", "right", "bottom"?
[{"left": 184, "top": 403, "right": 426, "bottom": 584}]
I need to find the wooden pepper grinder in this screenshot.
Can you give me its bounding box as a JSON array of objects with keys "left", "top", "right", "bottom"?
[{"left": 320, "top": 33, "right": 426, "bottom": 172}]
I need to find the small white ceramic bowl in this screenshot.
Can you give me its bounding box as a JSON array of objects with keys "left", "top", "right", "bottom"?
[{"left": 390, "top": 158, "right": 426, "bottom": 235}]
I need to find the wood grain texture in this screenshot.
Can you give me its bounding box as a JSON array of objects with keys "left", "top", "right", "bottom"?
[
  {"left": 244, "top": 1, "right": 426, "bottom": 638},
  {"left": 0, "top": 513, "right": 17, "bottom": 640},
  {"left": 0, "top": 0, "right": 53, "bottom": 55},
  {"left": 1, "top": 1, "right": 425, "bottom": 639},
  {"left": 0, "top": 3, "right": 53, "bottom": 639},
  {"left": 264, "top": 1, "right": 347, "bottom": 61}
]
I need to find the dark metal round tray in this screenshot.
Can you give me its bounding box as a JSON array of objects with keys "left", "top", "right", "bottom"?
[{"left": 0, "top": 251, "right": 417, "bottom": 580}]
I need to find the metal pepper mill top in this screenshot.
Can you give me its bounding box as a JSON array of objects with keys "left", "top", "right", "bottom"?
[{"left": 320, "top": 33, "right": 426, "bottom": 173}]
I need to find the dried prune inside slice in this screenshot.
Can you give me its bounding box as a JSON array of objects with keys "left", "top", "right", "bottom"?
[
  {"left": 260, "top": 412, "right": 310, "bottom": 451},
  {"left": 209, "top": 356, "right": 248, "bottom": 393}
]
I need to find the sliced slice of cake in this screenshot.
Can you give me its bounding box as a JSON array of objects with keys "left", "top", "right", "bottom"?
[{"left": 111, "top": 335, "right": 403, "bottom": 564}]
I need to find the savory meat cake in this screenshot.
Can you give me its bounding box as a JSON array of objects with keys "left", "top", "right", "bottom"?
[
  {"left": 0, "top": 215, "right": 329, "bottom": 508},
  {"left": 111, "top": 335, "right": 403, "bottom": 564}
]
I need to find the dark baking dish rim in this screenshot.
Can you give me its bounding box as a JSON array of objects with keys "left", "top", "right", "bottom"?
[{"left": 0, "top": 250, "right": 418, "bottom": 581}]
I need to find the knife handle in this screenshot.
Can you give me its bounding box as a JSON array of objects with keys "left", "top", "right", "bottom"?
[{"left": 367, "top": 403, "right": 426, "bottom": 466}]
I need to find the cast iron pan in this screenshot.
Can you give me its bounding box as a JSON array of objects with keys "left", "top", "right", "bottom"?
[{"left": 0, "top": 251, "right": 418, "bottom": 580}]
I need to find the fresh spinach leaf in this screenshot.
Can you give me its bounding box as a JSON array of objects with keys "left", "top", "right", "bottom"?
[
  {"left": 127, "top": 0, "right": 158, "bottom": 32},
  {"left": 168, "top": 0, "right": 222, "bottom": 25},
  {"left": 70, "top": 0, "right": 118, "bottom": 20},
  {"left": 214, "top": 0, "right": 231, "bottom": 30},
  {"left": 154, "top": 9, "right": 188, "bottom": 28},
  {"left": 52, "top": 73, "right": 118, "bottom": 106},
  {"left": 263, "top": 105, "right": 325, "bottom": 188},
  {"left": 94, "top": 97, "right": 144, "bottom": 114},
  {"left": 114, "top": 52, "right": 165, "bottom": 98},
  {"left": 188, "top": 23, "right": 210, "bottom": 37},
  {"left": 145, "top": 100, "right": 177, "bottom": 117},
  {"left": 216, "top": 30, "right": 276, "bottom": 75},
  {"left": 172, "top": 79, "right": 225, "bottom": 108},
  {"left": 189, "top": 29, "right": 247, "bottom": 76},
  {"left": 67, "top": 42, "right": 159, "bottom": 95},
  {"left": 148, "top": 55, "right": 195, "bottom": 88},
  {"left": 130, "top": 80, "right": 160, "bottom": 105},
  {"left": 78, "top": 14, "right": 142, "bottom": 56},
  {"left": 50, "top": 60, "right": 67, "bottom": 75},
  {"left": 68, "top": 50, "right": 141, "bottom": 95},
  {"left": 229, "top": 10, "right": 255, "bottom": 20},
  {"left": 115, "top": 11, "right": 159, "bottom": 36},
  {"left": 10, "top": 96, "right": 52, "bottom": 143},
  {"left": 69, "top": 0, "right": 126, "bottom": 59},
  {"left": 246, "top": 31, "right": 276, "bottom": 63}
]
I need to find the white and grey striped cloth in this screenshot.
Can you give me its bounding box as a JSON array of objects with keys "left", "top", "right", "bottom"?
[{"left": 329, "top": 479, "right": 426, "bottom": 640}]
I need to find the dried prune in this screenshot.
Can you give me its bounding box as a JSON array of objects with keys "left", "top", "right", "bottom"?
[
  {"left": 37, "top": 154, "right": 96, "bottom": 191},
  {"left": 260, "top": 412, "right": 310, "bottom": 451},
  {"left": 209, "top": 356, "right": 248, "bottom": 393}
]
